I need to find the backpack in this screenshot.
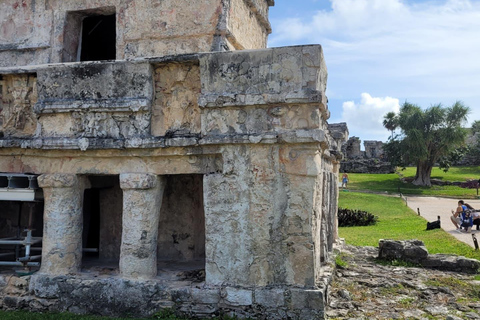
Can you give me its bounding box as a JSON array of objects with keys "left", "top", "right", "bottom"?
[{"left": 426, "top": 216, "right": 441, "bottom": 230}]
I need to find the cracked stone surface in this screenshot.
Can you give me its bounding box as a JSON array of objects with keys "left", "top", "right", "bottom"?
[{"left": 327, "top": 245, "right": 480, "bottom": 320}]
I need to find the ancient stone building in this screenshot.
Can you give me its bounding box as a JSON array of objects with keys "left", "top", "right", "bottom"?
[
  {"left": 0, "top": 1, "right": 345, "bottom": 319},
  {"left": 341, "top": 137, "right": 393, "bottom": 174},
  {"left": 344, "top": 136, "right": 362, "bottom": 159},
  {"left": 364, "top": 140, "right": 384, "bottom": 159}
]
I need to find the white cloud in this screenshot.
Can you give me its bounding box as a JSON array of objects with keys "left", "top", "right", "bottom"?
[
  {"left": 269, "top": 0, "right": 480, "bottom": 139},
  {"left": 341, "top": 93, "right": 400, "bottom": 141}
]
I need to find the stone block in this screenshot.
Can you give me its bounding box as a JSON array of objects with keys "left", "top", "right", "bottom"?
[
  {"left": 290, "top": 288, "right": 326, "bottom": 310},
  {"left": 223, "top": 287, "right": 253, "bottom": 306},
  {"left": 29, "top": 275, "right": 61, "bottom": 299},
  {"left": 35, "top": 62, "right": 153, "bottom": 113},
  {"left": 199, "top": 45, "right": 326, "bottom": 107},
  {"left": 188, "top": 304, "right": 218, "bottom": 315},
  {"left": 37, "top": 173, "right": 77, "bottom": 188},
  {"left": 170, "top": 287, "right": 192, "bottom": 303},
  {"left": 254, "top": 288, "right": 285, "bottom": 307},
  {"left": 119, "top": 173, "right": 158, "bottom": 190},
  {"left": 191, "top": 287, "right": 221, "bottom": 304}
]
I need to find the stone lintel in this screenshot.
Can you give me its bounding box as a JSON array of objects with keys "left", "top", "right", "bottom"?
[
  {"left": 198, "top": 92, "right": 324, "bottom": 108},
  {"left": 34, "top": 61, "right": 153, "bottom": 114},
  {"left": 34, "top": 98, "right": 151, "bottom": 114},
  {"left": 0, "top": 130, "right": 327, "bottom": 151},
  {"left": 119, "top": 173, "right": 158, "bottom": 190}
]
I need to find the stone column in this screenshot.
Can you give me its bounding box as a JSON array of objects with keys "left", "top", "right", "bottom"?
[
  {"left": 119, "top": 173, "right": 165, "bottom": 279},
  {"left": 37, "top": 174, "right": 89, "bottom": 275}
]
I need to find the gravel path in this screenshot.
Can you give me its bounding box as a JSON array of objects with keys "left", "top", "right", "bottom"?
[{"left": 405, "top": 196, "right": 480, "bottom": 248}]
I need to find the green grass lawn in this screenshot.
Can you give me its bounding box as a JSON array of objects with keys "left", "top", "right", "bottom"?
[
  {"left": 401, "top": 166, "right": 480, "bottom": 182},
  {"left": 338, "top": 191, "right": 480, "bottom": 260},
  {"left": 344, "top": 166, "right": 480, "bottom": 198}
]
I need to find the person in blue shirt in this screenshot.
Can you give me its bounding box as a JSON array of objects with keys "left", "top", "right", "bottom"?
[{"left": 451, "top": 200, "right": 475, "bottom": 232}]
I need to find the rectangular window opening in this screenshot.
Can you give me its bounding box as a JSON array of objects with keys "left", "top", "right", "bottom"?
[{"left": 63, "top": 7, "right": 116, "bottom": 63}]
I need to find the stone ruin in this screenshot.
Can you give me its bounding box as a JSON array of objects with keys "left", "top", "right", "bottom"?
[
  {"left": 0, "top": 1, "right": 347, "bottom": 319},
  {"left": 343, "top": 137, "right": 383, "bottom": 160},
  {"left": 341, "top": 136, "right": 394, "bottom": 174}
]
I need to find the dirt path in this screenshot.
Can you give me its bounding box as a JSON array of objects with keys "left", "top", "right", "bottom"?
[{"left": 405, "top": 196, "right": 480, "bottom": 248}]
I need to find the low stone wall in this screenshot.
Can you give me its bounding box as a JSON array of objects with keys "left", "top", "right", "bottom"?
[
  {"left": 340, "top": 159, "right": 395, "bottom": 174},
  {"left": 379, "top": 239, "right": 480, "bottom": 273},
  {"left": 0, "top": 271, "right": 336, "bottom": 319}
]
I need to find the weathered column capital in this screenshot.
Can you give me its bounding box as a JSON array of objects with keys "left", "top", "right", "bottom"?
[
  {"left": 38, "top": 173, "right": 77, "bottom": 188},
  {"left": 119, "top": 173, "right": 158, "bottom": 190}
]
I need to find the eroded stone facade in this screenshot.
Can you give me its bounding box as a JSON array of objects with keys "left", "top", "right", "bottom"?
[
  {"left": 0, "top": 1, "right": 347, "bottom": 319},
  {"left": 0, "top": 0, "right": 272, "bottom": 66}
]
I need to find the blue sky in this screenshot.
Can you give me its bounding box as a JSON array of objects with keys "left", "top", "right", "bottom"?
[{"left": 268, "top": 0, "right": 480, "bottom": 143}]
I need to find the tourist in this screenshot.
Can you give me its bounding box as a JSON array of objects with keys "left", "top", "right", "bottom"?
[
  {"left": 473, "top": 210, "right": 480, "bottom": 230},
  {"left": 450, "top": 200, "right": 474, "bottom": 232},
  {"left": 341, "top": 172, "right": 349, "bottom": 189}
]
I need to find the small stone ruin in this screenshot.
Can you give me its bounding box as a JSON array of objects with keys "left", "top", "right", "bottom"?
[
  {"left": 0, "top": 1, "right": 347, "bottom": 319},
  {"left": 341, "top": 136, "right": 394, "bottom": 174}
]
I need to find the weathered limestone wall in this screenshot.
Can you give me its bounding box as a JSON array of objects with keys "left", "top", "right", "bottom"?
[
  {"left": 0, "top": 74, "right": 38, "bottom": 137},
  {"left": 0, "top": 46, "right": 344, "bottom": 319},
  {"left": 345, "top": 136, "right": 361, "bottom": 159},
  {"left": 203, "top": 144, "right": 320, "bottom": 287},
  {"left": 0, "top": 0, "right": 273, "bottom": 67},
  {"left": 364, "top": 140, "right": 384, "bottom": 159},
  {"left": 152, "top": 63, "right": 202, "bottom": 137},
  {"left": 227, "top": 0, "right": 270, "bottom": 50}
]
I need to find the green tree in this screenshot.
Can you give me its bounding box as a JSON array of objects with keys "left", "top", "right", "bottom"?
[
  {"left": 382, "top": 111, "right": 398, "bottom": 139},
  {"left": 383, "top": 101, "right": 470, "bottom": 186},
  {"left": 472, "top": 120, "right": 480, "bottom": 134}
]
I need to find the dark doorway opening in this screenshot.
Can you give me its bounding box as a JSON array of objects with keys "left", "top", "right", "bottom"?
[
  {"left": 82, "top": 175, "right": 122, "bottom": 273},
  {"left": 80, "top": 14, "right": 116, "bottom": 62},
  {"left": 157, "top": 174, "right": 205, "bottom": 281},
  {"left": 82, "top": 189, "right": 100, "bottom": 259}
]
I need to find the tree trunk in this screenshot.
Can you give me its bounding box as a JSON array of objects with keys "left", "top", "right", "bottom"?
[{"left": 412, "top": 161, "right": 433, "bottom": 186}]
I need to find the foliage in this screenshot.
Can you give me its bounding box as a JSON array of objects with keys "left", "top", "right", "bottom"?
[
  {"left": 472, "top": 120, "right": 480, "bottom": 134},
  {"left": 153, "top": 309, "right": 187, "bottom": 320},
  {"left": 375, "top": 258, "right": 420, "bottom": 268},
  {"left": 335, "top": 253, "right": 349, "bottom": 269},
  {"left": 383, "top": 111, "right": 398, "bottom": 139},
  {"left": 338, "top": 192, "right": 480, "bottom": 260},
  {"left": 438, "top": 146, "right": 471, "bottom": 172},
  {"left": 338, "top": 207, "right": 378, "bottom": 227},
  {"left": 382, "top": 101, "right": 470, "bottom": 186}
]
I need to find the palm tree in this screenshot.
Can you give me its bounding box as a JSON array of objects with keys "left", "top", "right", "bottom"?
[{"left": 383, "top": 111, "right": 398, "bottom": 139}]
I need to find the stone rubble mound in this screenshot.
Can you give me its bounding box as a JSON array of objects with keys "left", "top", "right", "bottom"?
[{"left": 327, "top": 241, "right": 480, "bottom": 320}]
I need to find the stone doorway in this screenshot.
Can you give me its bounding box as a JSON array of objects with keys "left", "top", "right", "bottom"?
[
  {"left": 79, "top": 174, "right": 206, "bottom": 280},
  {"left": 81, "top": 175, "right": 122, "bottom": 272},
  {"left": 157, "top": 174, "right": 206, "bottom": 281}
]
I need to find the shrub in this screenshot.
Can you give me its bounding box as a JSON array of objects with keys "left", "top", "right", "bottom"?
[{"left": 338, "top": 207, "right": 378, "bottom": 227}]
